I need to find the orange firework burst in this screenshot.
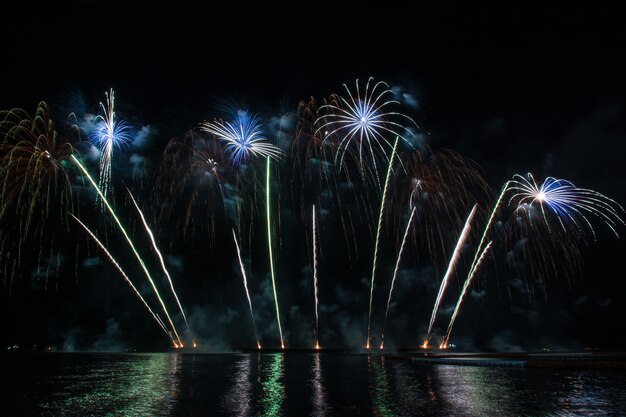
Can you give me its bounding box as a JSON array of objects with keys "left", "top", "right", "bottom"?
[
  {"left": 392, "top": 147, "right": 491, "bottom": 267},
  {"left": 0, "top": 102, "right": 78, "bottom": 290},
  {"left": 155, "top": 129, "right": 231, "bottom": 242}
]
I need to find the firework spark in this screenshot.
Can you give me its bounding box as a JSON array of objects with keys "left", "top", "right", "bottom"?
[
  {"left": 71, "top": 214, "right": 175, "bottom": 344},
  {"left": 232, "top": 228, "right": 260, "bottom": 349},
  {"left": 71, "top": 155, "right": 183, "bottom": 346},
  {"left": 312, "top": 204, "right": 320, "bottom": 349},
  {"left": 425, "top": 204, "right": 477, "bottom": 344},
  {"left": 200, "top": 111, "right": 283, "bottom": 166},
  {"left": 315, "top": 78, "right": 417, "bottom": 173},
  {"left": 366, "top": 137, "right": 398, "bottom": 350},
  {"left": 393, "top": 147, "right": 491, "bottom": 268},
  {"left": 508, "top": 173, "right": 625, "bottom": 239},
  {"left": 380, "top": 206, "right": 416, "bottom": 350},
  {"left": 127, "top": 189, "right": 191, "bottom": 332},
  {"left": 266, "top": 157, "right": 284, "bottom": 348},
  {"left": 89, "top": 89, "right": 131, "bottom": 207},
  {"left": 467, "top": 182, "right": 510, "bottom": 280},
  {"left": 0, "top": 102, "right": 76, "bottom": 289},
  {"left": 442, "top": 241, "right": 493, "bottom": 348}
]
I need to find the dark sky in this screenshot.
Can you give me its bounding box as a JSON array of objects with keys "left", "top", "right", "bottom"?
[{"left": 1, "top": 2, "right": 625, "bottom": 352}]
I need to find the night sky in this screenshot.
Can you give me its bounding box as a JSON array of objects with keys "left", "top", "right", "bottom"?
[{"left": 1, "top": 2, "right": 625, "bottom": 352}]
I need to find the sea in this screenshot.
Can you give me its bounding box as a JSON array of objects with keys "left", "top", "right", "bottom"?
[{"left": 2, "top": 352, "right": 625, "bottom": 416}]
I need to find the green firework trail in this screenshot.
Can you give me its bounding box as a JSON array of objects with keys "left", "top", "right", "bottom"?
[
  {"left": 367, "top": 137, "right": 399, "bottom": 349},
  {"left": 266, "top": 157, "right": 284, "bottom": 348}
]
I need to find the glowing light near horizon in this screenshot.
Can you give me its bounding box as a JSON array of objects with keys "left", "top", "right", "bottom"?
[{"left": 200, "top": 111, "right": 282, "bottom": 166}]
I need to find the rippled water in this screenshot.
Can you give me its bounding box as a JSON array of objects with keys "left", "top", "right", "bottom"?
[{"left": 2, "top": 352, "right": 625, "bottom": 416}]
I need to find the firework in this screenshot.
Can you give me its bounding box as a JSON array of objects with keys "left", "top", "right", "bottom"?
[
  {"left": 393, "top": 147, "right": 491, "bottom": 267},
  {"left": 314, "top": 78, "right": 417, "bottom": 174},
  {"left": 508, "top": 173, "right": 625, "bottom": 239},
  {"left": 441, "top": 241, "right": 493, "bottom": 348},
  {"left": 155, "top": 129, "right": 233, "bottom": 244},
  {"left": 505, "top": 174, "right": 625, "bottom": 288},
  {"left": 0, "top": 102, "right": 76, "bottom": 288},
  {"left": 71, "top": 214, "right": 175, "bottom": 344},
  {"left": 380, "top": 206, "right": 416, "bottom": 349},
  {"left": 312, "top": 204, "right": 320, "bottom": 349},
  {"left": 425, "top": 204, "right": 477, "bottom": 344},
  {"left": 200, "top": 111, "right": 283, "bottom": 166},
  {"left": 127, "top": 189, "right": 191, "bottom": 333},
  {"left": 266, "top": 157, "right": 284, "bottom": 348},
  {"left": 89, "top": 89, "right": 132, "bottom": 206},
  {"left": 291, "top": 98, "right": 338, "bottom": 223},
  {"left": 232, "top": 228, "right": 260, "bottom": 349},
  {"left": 71, "top": 155, "right": 183, "bottom": 346},
  {"left": 366, "top": 137, "right": 398, "bottom": 350},
  {"left": 467, "top": 181, "right": 510, "bottom": 280},
  {"left": 293, "top": 97, "right": 336, "bottom": 176}
]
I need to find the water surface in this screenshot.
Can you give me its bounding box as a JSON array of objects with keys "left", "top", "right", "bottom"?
[{"left": 2, "top": 352, "right": 625, "bottom": 416}]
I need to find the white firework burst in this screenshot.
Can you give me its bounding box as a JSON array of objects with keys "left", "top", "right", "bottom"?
[
  {"left": 200, "top": 111, "right": 283, "bottom": 166},
  {"left": 314, "top": 77, "right": 418, "bottom": 171},
  {"left": 90, "top": 89, "right": 132, "bottom": 206},
  {"left": 508, "top": 173, "right": 625, "bottom": 239}
]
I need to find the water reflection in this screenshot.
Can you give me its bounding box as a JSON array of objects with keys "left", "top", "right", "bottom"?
[
  {"left": 369, "top": 355, "right": 397, "bottom": 417},
  {"left": 310, "top": 353, "right": 329, "bottom": 416},
  {"left": 6, "top": 353, "right": 626, "bottom": 416},
  {"left": 222, "top": 355, "right": 252, "bottom": 416},
  {"left": 260, "top": 353, "right": 285, "bottom": 417},
  {"left": 40, "top": 353, "right": 180, "bottom": 416},
  {"left": 558, "top": 371, "right": 614, "bottom": 416},
  {"left": 435, "top": 364, "right": 512, "bottom": 416}
]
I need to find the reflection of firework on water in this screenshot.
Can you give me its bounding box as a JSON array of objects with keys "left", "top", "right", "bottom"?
[
  {"left": 393, "top": 147, "right": 491, "bottom": 266},
  {"left": 315, "top": 77, "right": 418, "bottom": 178},
  {"left": 200, "top": 111, "right": 283, "bottom": 166},
  {"left": 89, "top": 89, "right": 132, "bottom": 207},
  {"left": 71, "top": 214, "right": 175, "bottom": 345},
  {"left": 0, "top": 102, "right": 77, "bottom": 289},
  {"left": 425, "top": 204, "right": 477, "bottom": 345}
]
